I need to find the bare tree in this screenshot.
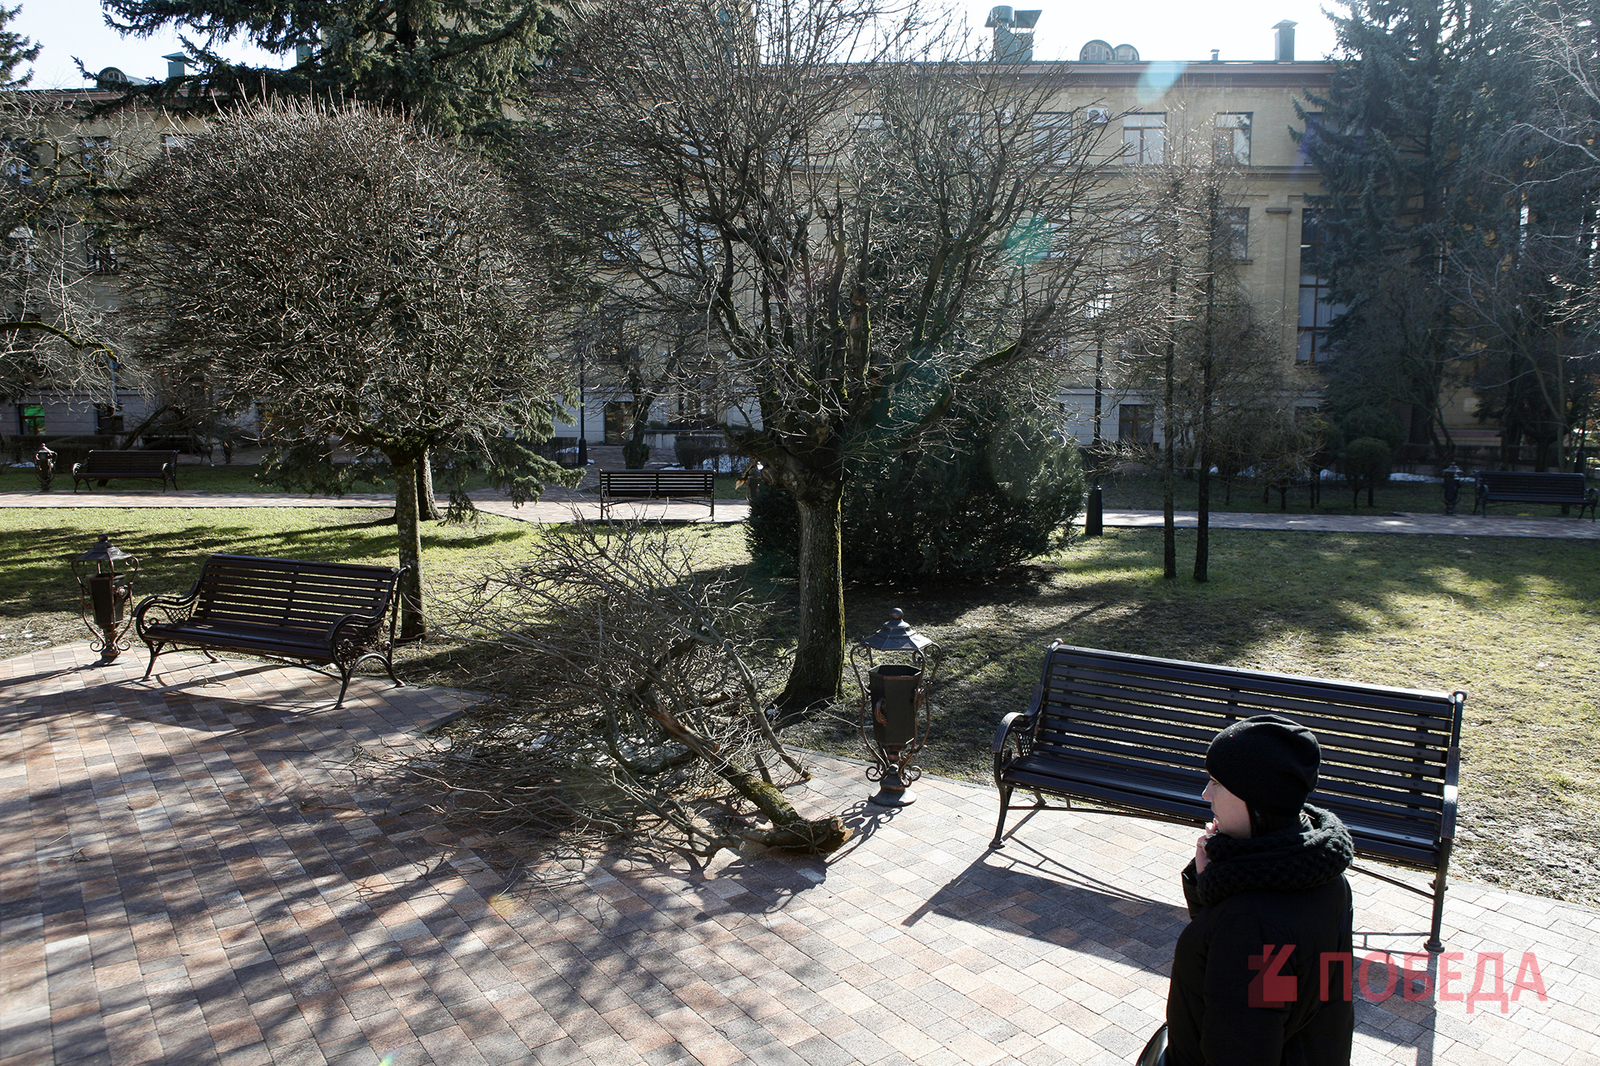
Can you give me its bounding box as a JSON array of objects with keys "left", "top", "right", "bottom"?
[
  {"left": 1120, "top": 117, "right": 1311, "bottom": 579},
  {"left": 0, "top": 95, "right": 136, "bottom": 419},
  {"left": 528, "top": 0, "right": 1125, "bottom": 710},
  {"left": 118, "top": 99, "right": 574, "bottom": 639},
  {"left": 418, "top": 523, "right": 849, "bottom": 857}
]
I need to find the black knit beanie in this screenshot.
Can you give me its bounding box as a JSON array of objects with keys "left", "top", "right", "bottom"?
[{"left": 1206, "top": 714, "right": 1321, "bottom": 825}]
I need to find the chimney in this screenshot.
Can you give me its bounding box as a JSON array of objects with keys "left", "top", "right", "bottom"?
[
  {"left": 296, "top": 44, "right": 313, "bottom": 66},
  {"left": 1274, "top": 20, "right": 1297, "bottom": 62},
  {"left": 986, "top": 7, "right": 1041, "bottom": 64},
  {"left": 163, "top": 52, "right": 188, "bottom": 79}
]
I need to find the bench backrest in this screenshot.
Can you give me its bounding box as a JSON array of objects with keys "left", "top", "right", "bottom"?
[
  {"left": 80, "top": 449, "right": 178, "bottom": 472},
  {"left": 601, "top": 471, "right": 715, "bottom": 494},
  {"left": 1031, "top": 643, "right": 1463, "bottom": 868},
  {"left": 192, "top": 555, "right": 401, "bottom": 635},
  {"left": 1474, "top": 471, "right": 1587, "bottom": 496}
]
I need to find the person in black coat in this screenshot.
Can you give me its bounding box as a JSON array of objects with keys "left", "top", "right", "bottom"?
[{"left": 1163, "top": 714, "right": 1356, "bottom": 1066}]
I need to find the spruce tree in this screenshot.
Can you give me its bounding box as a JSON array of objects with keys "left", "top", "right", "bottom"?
[
  {"left": 101, "top": 0, "right": 557, "bottom": 139},
  {"left": 0, "top": 4, "right": 38, "bottom": 87},
  {"left": 1296, "top": 0, "right": 1491, "bottom": 454}
]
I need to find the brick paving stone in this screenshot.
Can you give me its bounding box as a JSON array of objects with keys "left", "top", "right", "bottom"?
[{"left": 4, "top": 644, "right": 1600, "bottom": 1066}]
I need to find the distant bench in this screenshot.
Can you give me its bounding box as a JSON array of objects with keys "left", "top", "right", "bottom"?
[
  {"left": 598, "top": 470, "right": 716, "bottom": 520},
  {"left": 1472, "top": 470, "right": 1596, "bottom": 519},
  {"left": 72, "top": 449, "right": 179, "bottom": 492},
  {"left": 134, "top": 554, "right": 406, "bottom": 707},
  {"left": 992, "top": 642, "right": 1465, "bottom": 951}
]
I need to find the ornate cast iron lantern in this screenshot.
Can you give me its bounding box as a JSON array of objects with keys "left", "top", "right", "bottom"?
[
  {"left": 1442, "top": 463, "right": 1462, "bottom": 515},
  {"left": 72, "top": 535, "right": 139, "bottom": 663},
  {"left": 34, "top": 443, "right": 55, "bottom": 492},
  {"left": 850, "top": 609, "right": 942, "bottom": 807}
]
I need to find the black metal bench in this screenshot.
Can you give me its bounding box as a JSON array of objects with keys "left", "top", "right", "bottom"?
[
  {"left": 1472, "top": 470, "right": 1596, "bottom": 518},
  {"left": 598, "top": 470, "right": 716, "bottom": 520},
  {"left": 133, "top": 555, "right": 406, "bottom": 706},
  {"left": 992, "top": 642, "right": 1465, "bottom": 951},
  {"left": 72, "top": 449, "right": 180, "bottom": 492}
]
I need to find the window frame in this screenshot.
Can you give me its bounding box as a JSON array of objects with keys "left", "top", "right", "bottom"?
[{"left": 1122, "top": 113, "right": 1165, "bottom": 166}]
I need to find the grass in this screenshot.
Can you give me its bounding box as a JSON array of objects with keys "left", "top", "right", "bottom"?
[{"left": 2, "top": 506, "right": 1595, "bottom": 906}]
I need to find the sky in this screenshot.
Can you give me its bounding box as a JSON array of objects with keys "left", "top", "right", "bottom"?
[{"left": 10, "top": 0, "right": 1344, "bottom": 90}]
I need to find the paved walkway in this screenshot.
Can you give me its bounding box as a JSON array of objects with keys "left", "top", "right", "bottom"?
[
  {"left": 7, "top": 483, "right": 1600, "bottom": 539},
  {"left": 0, "top": 484, "right": 751, "bottom": 526},
  {"left": 4, "top": 645, "right": 1598, "bottom": 1066}
]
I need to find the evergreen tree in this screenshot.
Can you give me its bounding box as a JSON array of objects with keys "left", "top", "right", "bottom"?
[
  {"left": 1450, "top": 3, "right": 1600, "bottom": 469},
  {"left": 0, "top": 4, "right": 38, "bottom": 87},
  {"left": 1297, "top": 0, "right": 1492, "bottom": 453},
  {"left": 101, "top": 0, "right": 557, "bottom": 139}
]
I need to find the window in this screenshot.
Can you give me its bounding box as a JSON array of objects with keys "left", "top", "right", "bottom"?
[
  {"left": 1296, "top": 113, "right": 1323, "bottom": 167},
  {"left": 1297, "top": 210, "right": 1346, "bottom": 363},
  {"left": 6, "top": 223, "right": 34, "bottom": 274},
  {"left": 161, "top": 132, "right": 188, "bottom": 152},
  {"left": 1123, "top": 113, "right": 1164, "bottom": 165},
  {"left": 79, "top": 136, "right": 110, "bottom": 180},
  {"left": 1006, "top": 210, "right": 1066, "bottom": 261},
  {"left": 86, "top": 231, "right": 117, "bottom": 274},
  {"left": 1215, "top": 113, "right": 1251, "bottom": 166},
  {"left": 18, "top": 403, "right": 43, "bottom": 436},
  {"left": 2, "top": 135, "right": 32, "bottom": 185},
  {"left": 1224, "top": 207, "right": 1249, "bottom": 259},
  {"left": 1031, "top": 112, "right": 1072, "bottom": 164},
  {"left": 95, "top": 403, "right": 123, "bottom": 435},
  {"left": 1118, "top": 403, "right": 1153, "bottom": 444}
]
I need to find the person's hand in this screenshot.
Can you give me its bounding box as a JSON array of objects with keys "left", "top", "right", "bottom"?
[{"left": 1195, "top": 821, "right": 1216, "bottom": 874}]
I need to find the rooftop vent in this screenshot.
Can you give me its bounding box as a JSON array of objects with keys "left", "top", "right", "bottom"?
[
  {"left": 1274, "top": 20, "right": 1297, "bottom": 62},
  {"left": 986, "top": 7, "right": 1041, "bottom": 64},
  {"left": 163, "top": 52, "right": 188, "bottom": 79}
]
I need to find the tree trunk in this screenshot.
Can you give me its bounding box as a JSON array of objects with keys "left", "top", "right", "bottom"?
[
  {"left": 416, "top": 446, "right": 441, "bottom": 521},
  {"left": 1194, "top": 201, "right": 1216, "bottom": 585},
  {"left": 1163, "top": 265, "right": 1178, "bottom": 580},
  {"left": 777, "top": 478, "right": 846, "bottom": 714},
  {"left": 393, "top": 455, "right": 427, "bottom": 642}
]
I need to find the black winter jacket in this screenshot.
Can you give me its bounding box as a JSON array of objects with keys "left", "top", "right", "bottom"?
[{"left": 1165, "top": 805, "right": 1355, "bottom": 1066}]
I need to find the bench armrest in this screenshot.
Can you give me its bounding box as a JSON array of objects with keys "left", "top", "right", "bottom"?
[
  {"left": 993, "top": 680, "right": 1045, "bottom": 785},
  {"left": 133, "top": 589, "right": 201, "bottom": 637},
  {"left": 324, "top": 566, "right": 407, "bottom": 649},
  {"left": 1437, "top": 690, "right": 1466, "bottom": 849}
]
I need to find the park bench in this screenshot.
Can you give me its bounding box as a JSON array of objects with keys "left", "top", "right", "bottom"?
[
  {"left": 991, "top": 641, "right": 1465, "bottom": 951},
  {"left": 1472, "top": 470, "right": 1596, "bottom": 518},
  {"left": 71, "top": 449, "right": 180, "bottom": 492},
  {"left": 598, "top": 469, "right": 716, "bottom": 520},
  {"left": 133, "top": 554, "right": 406, "bottom": 707}
]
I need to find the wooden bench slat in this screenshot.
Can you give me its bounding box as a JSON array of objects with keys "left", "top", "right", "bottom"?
[
  {"left": 71, "top": 450, "right": 180, "bottom": 492},
  {"left": 995, "top": 642, "right": 1464, "bottom": 951},
  {"left": 1472, "top": 471, "right": 1596, "bottom": 518},
  {"left": 1046, "top": 685, "right": 1457, "bottom": 753},
  {"left": 135, "top": 554, "right": 405, "bottom": 706},
  {"left": 1046, "top": 656, "right": 1461, "bottom": 718},
  {"left": 1032, "top": 724, "right": 1451, "bottom": 797},
  {"left": 598, "top": 470, "right": 717, "bottom": 520}
]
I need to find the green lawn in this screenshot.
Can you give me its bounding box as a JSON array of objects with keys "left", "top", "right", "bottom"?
[{"left": 2, "top": 506, "right": 1594, "bottom": 906}]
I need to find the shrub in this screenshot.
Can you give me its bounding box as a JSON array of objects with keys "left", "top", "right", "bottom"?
[
  {"left": 1339, "top": 405, "right": 1406, "bottom": 450},
  {"left": 1341, "top": 436, "right": 1392, "bottom": 508},
  {"left": 674, "top": 434, "right": 724, "bottom": 470},
  {"left": 747, "top": 394, "right": 1083, "bottom": 583}
]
